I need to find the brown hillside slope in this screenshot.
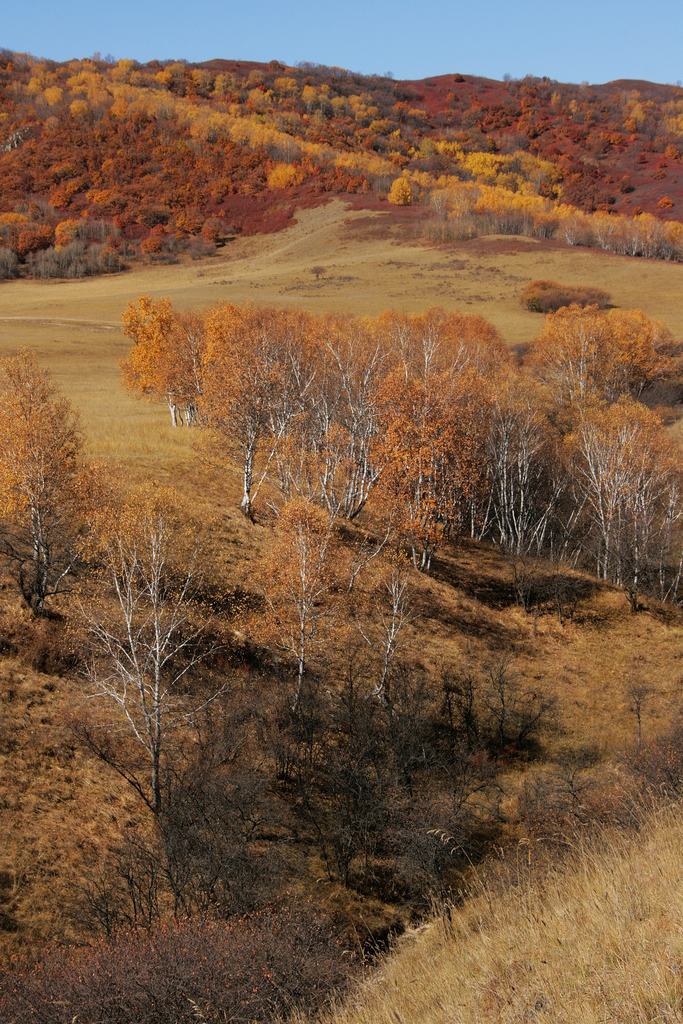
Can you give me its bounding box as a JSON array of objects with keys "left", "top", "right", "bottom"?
[
  {"left": 2, "top": 528, "right": 682, "bottom": 957},
  {"left": 305, "top": 803, "right": 683, "bottom": 1024},
  {"left": 0, "top": 203, "right": 681, "bottom": 964}
]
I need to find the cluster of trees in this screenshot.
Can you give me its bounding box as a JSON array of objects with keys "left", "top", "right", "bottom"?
[
  {"left": 123, "top": 296, "right": 682, "bottom": 609},
  {"left": 0, "top": 348, "right": 560, "bottom": 1019},
  {"left": 1, "top": 52, "right": 682, "bottom": 279},
  {"left": 521, "top": 279, "right": 611, "bottom": 313},
  {"left": 421, "top": 178, "right": 683, "bottom": 260}
]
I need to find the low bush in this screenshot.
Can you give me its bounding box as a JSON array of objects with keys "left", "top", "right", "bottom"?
[
  {"left": 0, "top": 907, "right": 353, "bottom": 1024},
  {"left": 521, "top": 279, "right": 611, "bottom": 313},
  {"left": 28, "top": 242, "right": 124, "bottom": 279},
  {"left": 624, "top": 724, "right": 683, "bottom": 797},
  {"left": 0, "top": 247, "right": 18, "bottom": 279}
]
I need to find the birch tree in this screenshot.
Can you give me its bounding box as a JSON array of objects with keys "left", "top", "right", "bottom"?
[
  {"left": 569, "top": 398, "right": 682, "bottom": 609},
  {"left": 377, "top": 367, "right": 491, "bottom": 570},
  {"left": 122, "top": 296, "right": 206, "bottom": 427},
  {"left": 355, "top": 556, "right": 416, "bottom": 706},
  {"left": 529, "top": 304, "right": 674, "bottom": 407},
  {"left": 201, "top": 305, "right": 315, "bottom": 518},
  {"left": 483, "top": 381, "right": 563, "bottom": 555},
  {"left": 252, "top": 498, "right": 342, "bottom": 709},
  {"left": 83, "top": 487, "right": 224, "bottom": 814}
]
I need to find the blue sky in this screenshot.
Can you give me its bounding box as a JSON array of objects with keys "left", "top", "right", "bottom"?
[{"left": 3, "top": 0, "right": 683, "bottom": 85}]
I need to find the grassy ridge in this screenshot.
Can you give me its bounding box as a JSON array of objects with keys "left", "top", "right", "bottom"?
[{"left": 306, "top": 803, "right": 683, "bottom": 1024}]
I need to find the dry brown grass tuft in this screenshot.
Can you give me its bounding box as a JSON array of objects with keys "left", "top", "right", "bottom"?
[{"left": 305, "top": 802, "right": 683, "bottom": 1024}]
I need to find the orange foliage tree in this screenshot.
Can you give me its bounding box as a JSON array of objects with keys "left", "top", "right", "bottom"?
[
  {"left": 0, "top": 352, "right": 94, "bottom": 613},
  {"left": 122, "top": 295, "right": 206, "bottom": 426},
  {"left": 528, "top": 304, "right": 674, "bottom": 406},
  {"left": 377, "top": 366, "right": 491, "bottom": 570},
  {"left": 200, "top": 305, "right": 315, "bottom": 517}
]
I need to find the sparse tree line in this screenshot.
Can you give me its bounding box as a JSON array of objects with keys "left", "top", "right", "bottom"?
[
  {"left": 0, "top": 211, "right": 126, "bottom": 279},
  {"left": 418, "top": 179, "right": 683, "bottom": 262},
  {"left": 122, "top": 295, "right": 683, "bottom": 609}
]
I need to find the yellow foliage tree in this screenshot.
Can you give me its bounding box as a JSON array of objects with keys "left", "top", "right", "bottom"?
[
  {"left": 43, "top": 86, "right": 63, "bottom": 107},
  {"left": 267, "top": 162, "right": 299, "bottom": 189},
  {"left": 69, "top": 98, "right": 89, "bottom": 118},
  {"left": 529, "top": 304, "right": 674, "bottom": 406},
  {"left": 122, "top": 295, "right": 206, "bottom": 427},
  {"left": 54, "top": 219, "right": 81, "bottom": 248},
  {"left": 388, "top": 176, "right": 414, "bottom": 206}
]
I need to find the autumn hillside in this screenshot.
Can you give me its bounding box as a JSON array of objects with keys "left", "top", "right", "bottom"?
[
  {"left": 1, "top": 46, "right": 683, "bottom": 1024},
  {"left": 2, "top": 51, "right": 683, "bottom": 281}
]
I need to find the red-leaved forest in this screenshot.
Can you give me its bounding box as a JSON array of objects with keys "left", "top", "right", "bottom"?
[{"left": 1, "top": 51, "right": 683, "bottom": 278}]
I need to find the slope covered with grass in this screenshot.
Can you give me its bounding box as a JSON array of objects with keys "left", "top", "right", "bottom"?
[{"left": 309, "top": 804, "right": 683, "bottom": 1024}]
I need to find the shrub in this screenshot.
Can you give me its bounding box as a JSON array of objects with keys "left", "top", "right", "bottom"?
[
  {"left": 29, "top": 242, "right": 124, "bottom": 279},
  {"left": 187, "top": 235, "right": 217, "bottom": 259},
  {"left": 625, "top": 724, "right": 683, "bottom": 797},
  {"left": 521, "top": 279, "right": 611, "bottom": 313},
  {"left": 267, "top": 162, "right": 299, "bottom": 189},
  {"left": 54, "top": 218, "right": 82, "bottom": 248},
  {"left": 16, "top": 223, "right": 55, "bottom": 259},
  {"left": 0, "top": 907, "right": 353, "bottom": 1024},
  {"left": 0, "top": 247, "right": 18, "bottom": 279},
  {"left": 200, "top": 216, "right": 231, "bottom": 245}
]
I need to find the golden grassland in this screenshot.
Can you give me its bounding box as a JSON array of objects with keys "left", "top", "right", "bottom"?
[
  {"left": 404, "top": 542, "right": 683, "bottom": 756},
  {"left": 0, "top": 645, "right": 140, "bottom": 953},
  {"left": 303, "top": 801, "right": 683, "bottom": 1024},
  {"left": 0, "top": 198, "right": 682, "bottom": 966},
  {"left": 0, "top": 198, "right": 682, "bottom": 469}
]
